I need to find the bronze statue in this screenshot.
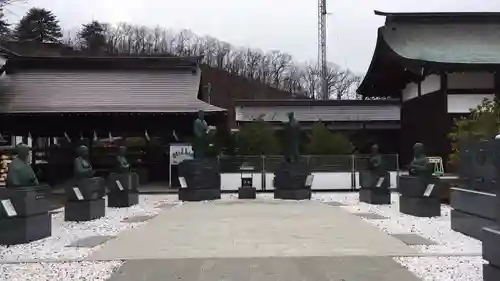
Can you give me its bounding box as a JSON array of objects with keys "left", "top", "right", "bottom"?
[
  {"left": 284, "top": 112, "right": 300, "bottom": 163},
  {"left": 368, "top": 144, "right": 382, "bottom": 173},
  {"left": 116, "top": 146, "right": 130, "bottom": 173},
  {"left": 74, "top": 145, "right": 95, "bottom": 179},
  {"left": 6, "top": 143, "right": 39, "bottom": 188},
  {"left": 409, "top": 143, "right": 432, "bottom": 176},
  {"left": 193, "top": 110, "right": 209, "bottom": 159}
]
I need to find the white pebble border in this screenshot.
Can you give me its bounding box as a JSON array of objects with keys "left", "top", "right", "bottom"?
[
  {"left": 312, "top": 192, "right": 484, "bottom": 281},
  {"left": 0, "top": 194, "right": 179, "bottom": 281}
]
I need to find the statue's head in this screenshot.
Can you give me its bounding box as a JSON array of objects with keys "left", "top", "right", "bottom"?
[
  {"left": 370, "top": 144, "right": 379, "bottom": 154},
  {"left": 198, "top": 110, "right": 205, "bottom": 120},
  {"left": 76, "top": 145, "right": 89, "bottom": 158},
  {"left": 118, "top": 146, "right": 127, "bottom": 156},
  {"left": 287, "top": 112, "right": 295, "bottom": 121},
  {"left": 413, "top": 143, "right": 425, "bottom": 157},
  {"left": 15, "top": 143, "right": 30, "bottom": 162}
]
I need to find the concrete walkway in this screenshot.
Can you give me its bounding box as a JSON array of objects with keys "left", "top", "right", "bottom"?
[{"left": 91, "top": 199, "right": 421, "bottom": 280}]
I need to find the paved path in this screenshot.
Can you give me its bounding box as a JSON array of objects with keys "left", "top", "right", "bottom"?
[{"left": 91, "top": 199, "right": 421, "bottom": 280}]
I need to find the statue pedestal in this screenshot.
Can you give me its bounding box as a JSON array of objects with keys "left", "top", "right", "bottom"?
[
  {"left": 178, "top": 159, "right": 221, "bottom": 202},
  {"left": 358, "top": 171, "right": 391, "bottom": 205},
  {"left": 238, "top": 187, "right": 256, "bottom": 199},
  {"left": 398, "top": 175, "right": 440, "bottom": 217},
  {"left": 273, "top": 161, "right": 312, "bottom": 200},
  {"left": 450, "top": 188, "right": 497, "bottom": 239},
  {"left": 64, "top": 177, "right": 106, "bottom": 221},
  {"left": 482, "top": 227, "right": 500, "bottom": 281},
  {"left": 0, "top": 186, "right": 52, "bottom": 245},
  {"left": 107, "top": 173, "right": 139, "bottom": 208}
]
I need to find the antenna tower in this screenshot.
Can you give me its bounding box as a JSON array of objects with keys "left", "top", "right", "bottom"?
[{"left": 318, "top": 0, "right": 328, "bottom": 99}]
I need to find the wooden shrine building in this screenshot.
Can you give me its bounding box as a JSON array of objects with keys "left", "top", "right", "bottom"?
[
  {"left": 357, "top": 10, "right": 500, "bottom": 166},
  {"left": 0, "top": 55, "right": 226, "bottom": 185}
]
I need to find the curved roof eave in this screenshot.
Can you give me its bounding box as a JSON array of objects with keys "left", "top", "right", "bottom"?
[{"left": 356, "top": 27, "right": 385, "bottom": 95}]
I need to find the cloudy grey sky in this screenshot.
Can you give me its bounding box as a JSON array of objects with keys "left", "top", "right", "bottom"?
[{"left": 4, "top": 0, "right": 500, "bottom": 74}]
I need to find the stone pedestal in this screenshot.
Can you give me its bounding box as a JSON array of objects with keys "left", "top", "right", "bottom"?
[
  {"left": 64, "top": 177, "right": 106, "bottom": 221},
  {"left": 274, "top": 161, "right": 312, "bottom": 200},
  {"left": 107, "top": 173, "right": 139, "bottom": 208},
  {"left": 450, "top": 188, "right": 497, "bottom": 239},
  {"left": 358, "top": 171, "right": 391, "bottom": 205},
  {"left": 65, "top": 198, "right": 105, "bottom": 221},
  {"left": 238, "top": 187, "right": 256, "bottom": 199},
  {"left": 482, "top": 227, "right": 500, "bottom": 280},
  {"left": 0, "top": 186, "right": 52, "bottom": 245},
  {"left": 177, "top": 159, "right": 221, "bottom": 202},
  {"left": 398, "top": 175, "right": 440, "bottom": 217}
]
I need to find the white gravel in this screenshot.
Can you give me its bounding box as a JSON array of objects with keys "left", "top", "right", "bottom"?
[
  {"left": 0, "top": 261, "right": 123, "bottom": 281},
  {"left": 312, "top": 192, "right": 485, "bottom": 281},
  {"left": 0, "top": 195, "right": 178, "bottom": 262}
]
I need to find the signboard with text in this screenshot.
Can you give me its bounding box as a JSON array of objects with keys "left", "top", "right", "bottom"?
[{"left": 170, "top": 143, "right": 193, "bottom": 165}]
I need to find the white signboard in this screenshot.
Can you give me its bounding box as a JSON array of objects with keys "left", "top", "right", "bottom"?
[
  {"left": 178, "top": 177, "right": 187, "bottom": 188},
  {"left": 170, "top": 144, "right": 194, "bottom": 165},
  {"left": 376, "top": 177, "right": 385, "bottom": 188},
  {"left": 1, "top": 199, "right": 17, "bottom": 217},
  {"left": 116, "top": 180, "right": 124, "bottom": 191},
  {"left": 423, "top": 184, "right": 435, "bottom": 197},
  {"left": 73, "top": 187, "right": 84, "bottom": 200}
]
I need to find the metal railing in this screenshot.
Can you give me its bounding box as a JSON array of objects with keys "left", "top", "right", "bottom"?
[{"left": 218, "top": 154, "right": 400, "bottom": 190}]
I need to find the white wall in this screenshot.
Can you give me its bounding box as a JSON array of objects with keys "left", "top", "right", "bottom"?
[
  {"left": 421, "top": 74, "right": 440, "bottom": 95},
  {"left": 402, "top": 82, "right": 418, "bottom": 101},
  {"left": 447, "top": 72, "right": 494, "bottom": 89},
  {"left": 447, "top": 94, "right": 495, "bottom": 113}
]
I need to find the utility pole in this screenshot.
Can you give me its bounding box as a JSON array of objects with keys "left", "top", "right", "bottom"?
[{"left": 318, "top": 0, "right": 328, "bottom": 100}]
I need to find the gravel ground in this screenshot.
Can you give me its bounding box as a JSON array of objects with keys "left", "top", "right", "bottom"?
[
  {"left": 312, "top": 192, "right": 484, "bottom": 281},
  {"left": 0, "top": 194, "right": 178, "bottom": 281}
]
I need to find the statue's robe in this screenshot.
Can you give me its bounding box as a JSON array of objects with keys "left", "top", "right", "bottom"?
[
  {"left": 6, "top": 158, "right": 39, "bottom": 188},
  {"left": 116, "top": 155, "right": 130, "bottom": 174},
  {"left": 74, "top": 157, "right": 95, "bottom": 180}
]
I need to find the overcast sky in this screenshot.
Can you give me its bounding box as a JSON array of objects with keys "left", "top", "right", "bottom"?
[{"left": 4, "top": 0, "right": 500, "bottom": 74}]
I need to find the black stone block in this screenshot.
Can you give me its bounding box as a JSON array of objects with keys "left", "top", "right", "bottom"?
[
  {"left": 238, "top": 187, "right": 256, "bottom": 199},
  {"left": 178, "top": 159, "right": 221, "bottom": 190},
  {"left": 359, "top": 188, "right": 391, "bottom": 205},
  {"left": 359, "top": 171, "right": 390, "bottom": 189},
  {"left": 65, "top": 177, "right": 106, "bottom": 201},
  {"left": 178, "top": 188, "right": 221, "bottom": 202},
  {"left": 0, "top": 212, "right": 51, "bottom": 245},
  {"left": 484, "top": 264, "right": 500, "bottom": 281},
  {"left": 450, "top": 188, "right": 497, "bottom": 220},
  {"left": 65, "top": 198, "right": 105, "bottom": 221},
  {"left": 274, "top": 161, "right": 311, "bottom": 190},
  {"left": 398, "top": 176, "right": 439, "bottom": 198},
  {"left": 399, "top": 196, "right": 440, "bottom": 217},
  {"left": 108, "top": 192, "right": 139, "bottom": 208},
  {"left": 482, "top": 227, "right": 500, "bottom": 268},
  {"left": 274, "top": 189, "right": 311, "bottom": 200},
  {"left": 107, "top": 173, "right": 139, "bottom": 193},
  {"left": 450, "top": 209, "right": 496, "bottom": 240},
  {"left": 0, "top": 185, "right": 51, "bottom": 218}
]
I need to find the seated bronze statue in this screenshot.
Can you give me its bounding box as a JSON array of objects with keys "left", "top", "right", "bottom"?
[
  {"left": 116, "top": 146, "right": 130, "bottom": 174},
  {"left": 74, "top": 145, "right": 95, "bottom": 180},
  {"left": 7, "top": 143, "right": 39, "bottom": 188},
  {"left": 408, "top": 143, "right": 432, "bottom": 177}
]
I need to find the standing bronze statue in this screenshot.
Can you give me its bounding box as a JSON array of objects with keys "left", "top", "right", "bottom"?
[
  {"left": 409, "top": 143, "right": 432, "bottom": 177},
  {"left": 6, "top": 143, "right": 39, "bottom": 188},
  {"left": 284, "top": 112, "right": 300, "bottom": 163},
  {"left": 368, "top": 144, "right": 382, "bottom": 174},
  {"left": 74, "top": 145, "right": 95, "bottom": 180},
  {"left": 193, "top": 110, "right": 209, "bottom": 159},
  {"left": 116, "top": 146, "right": 130, "bottom": 174}
]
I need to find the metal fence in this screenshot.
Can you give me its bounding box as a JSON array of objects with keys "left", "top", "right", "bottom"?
[{"left": 218, "top": 154, "right": 400, "bottom": 191}]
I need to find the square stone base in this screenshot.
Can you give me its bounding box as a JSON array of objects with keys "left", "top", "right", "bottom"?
[
  {"left": 482, "top": 227, "right": 500, "bottom": 267},
  {"left": 108, "top": 192, "right": 139, "bottom": 208},
  {"left": 450, "top": 210, "right": 496, "bottom": 240},
  {"left": 65, "top": 198, "right": 106, "bottom": 222},
  {"left": 450, "top": 188, "right": 497, "bottom": 220},
  {"left": 238, "top": 187, "right": 256, "bottom": 199},
  {"left": 178, "top": 188, "right": 221, "bottom": 202},
  {"left": 274, "top": 189, "right": 311, "bottom": 200},
  {"left": 0, "top": 213, "right": 52, "bottom": 245},
  {"left": 359, "top": 188, "right": 391, "bottom": 205},
  {"left": 484, "top": 264, "right": 500, "bottom": 281},
  {"left": 399, "top": 196, "right": 440, "bottom": 217}
]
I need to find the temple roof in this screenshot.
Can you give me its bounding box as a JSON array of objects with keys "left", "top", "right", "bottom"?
[
  {"left": 358, "top": 10, "right": 500, "bottom": 97},
  {"left": 0, "top": 56, "right": 225, "bottom": 113}
]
